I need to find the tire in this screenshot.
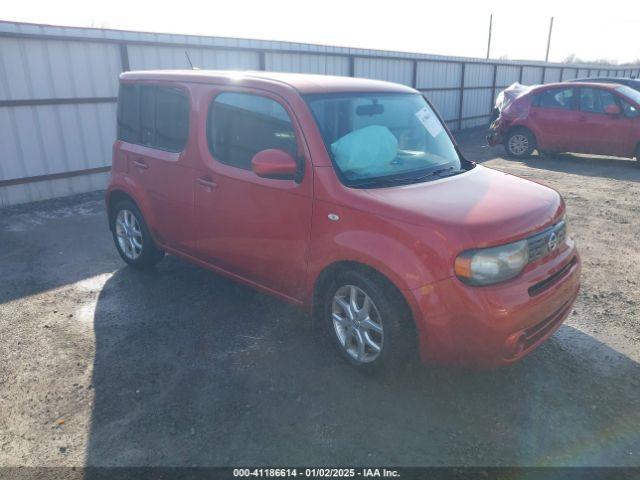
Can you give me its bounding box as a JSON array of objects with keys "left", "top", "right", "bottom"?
[
  {"left": 504, "top": 128, "right": 536, "bottom": 158},
  {"left": 321, "top": 269, "right": 417, "bottom": 372},
  {"left": 635, "top": 144, "right": 640, "bottom": 166},
  {"left": 110, "top": 199, "right": 164, "bottom": 268}
]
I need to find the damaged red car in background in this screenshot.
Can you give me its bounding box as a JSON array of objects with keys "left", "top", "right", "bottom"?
[{"left": 487, "top": 82, "right": 640, "bottom": 161}]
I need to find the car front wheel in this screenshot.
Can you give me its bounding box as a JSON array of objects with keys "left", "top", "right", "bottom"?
[
  {"left": 505, "top": 129, "right": 536, "bottom": 157},
  {"left": 323, "top": 269, "right": 416, "bottom": 371}
]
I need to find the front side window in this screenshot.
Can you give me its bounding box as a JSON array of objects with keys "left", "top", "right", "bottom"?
[
  {"left": 306, "top": 93, "right": 465, "bottom": 187},
  {"left": 208, "top": 92, "right": 297, "bottom": 171},
  {"left": 617, "top": 86, "right": 640, "bottom": 117},
  {"left": 620, "top": 99, "right": 639, "bottom": 118},
  {"left": 533, "top": 88, "right": 575, "bottom": 110}
]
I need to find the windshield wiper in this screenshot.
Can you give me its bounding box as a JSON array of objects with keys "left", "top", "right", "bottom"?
[
  {"left": 349, "top": 176, "right": 412, "bottom": 188},
  {"left": 401, "top": 166, "right": 466, "bottom": 183},
  {"left": 430, "top": 166, "right": 466, "bottom": 177},
  {"left": 350, "top": 167, "right": 466, "bottom": 188}
]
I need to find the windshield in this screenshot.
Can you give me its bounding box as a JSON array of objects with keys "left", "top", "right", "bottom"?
[
  {"left": 305, "top": 92, "right": 465, "bottom": 187},
  {"left": 617, "top": 85, "right": 640, "bottom": 105}
]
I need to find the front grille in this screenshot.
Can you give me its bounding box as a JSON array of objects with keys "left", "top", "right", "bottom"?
[
  {"left": 528, "top": 257, "right": 577, "bottom": 297},
  {"left": 527, "top": 220, "right": 566, "bottom": 263}
]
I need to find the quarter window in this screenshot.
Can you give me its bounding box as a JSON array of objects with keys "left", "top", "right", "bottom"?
[{"left": 208, "top": 92, "right": 297, "bottom": 171}]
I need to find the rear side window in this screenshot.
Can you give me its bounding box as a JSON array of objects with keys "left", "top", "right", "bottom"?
[
  {"left": 140, "top": 86, "right": 156, "bottom": 146},
  {"left": 156, "top": 87, "right": 190, "bottom": 151},
  {"left": 208, "top": 92, "right": 297, "bottom": 171},
  {"left": 117, "top": 84, "right": 139, "bottom": 143},
  {"left": 578, "top": 87, "right": 618, "bottom": 114},
  {"left": 532, "top": 88, "right": 575, "bottom": 110},
  {"left": 116, "top": 83, "right": 189, "bottom": 152}
]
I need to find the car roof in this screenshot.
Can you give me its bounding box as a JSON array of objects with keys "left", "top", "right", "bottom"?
[
  {"left": 120, "top": 70, "right": 416, "bottom": 95},
  {"left": 532, "top": 81, "right": 625, "bottom": 92},
  {"left": 569, "top": 77, "right": 639, "bottom": 83}
]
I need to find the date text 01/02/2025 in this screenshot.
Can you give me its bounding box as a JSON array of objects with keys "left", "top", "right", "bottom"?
[{"left": 232, "top": 468, "right": 400, "bottom": 478}]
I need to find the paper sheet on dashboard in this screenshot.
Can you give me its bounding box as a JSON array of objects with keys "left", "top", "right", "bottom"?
[{"left": 415, "top": 106, "right": 444, "bottom": 138}]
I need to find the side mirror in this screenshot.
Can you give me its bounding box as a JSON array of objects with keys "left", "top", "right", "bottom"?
[
  {"left": 605, "top": 104, "right": 621, "bottom": 115},
  {"left": 251, "top": 149, "right": 298, "bottom": 180}
]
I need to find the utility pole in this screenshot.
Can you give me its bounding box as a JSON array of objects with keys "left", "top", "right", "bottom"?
[
  {"left": 545, "top": 16, "right": 554, "bottom": 62},
  {"left": 486, "top": 14, "right": 493, "bottom": 59}
]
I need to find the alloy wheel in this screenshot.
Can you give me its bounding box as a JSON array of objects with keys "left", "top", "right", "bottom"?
[
  {"left": 508, "top": 134, "right": 529, "bottom": 155},
  {"left": 115, "top": 209, "right": 143, "bottom": 260},
  {"left": 331, "top": 285, "right": 384, "bottom": 363}
]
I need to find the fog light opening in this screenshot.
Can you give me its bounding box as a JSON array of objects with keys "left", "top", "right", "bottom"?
[{"left": 504, "top": 332, "right": 526, "bottom": 358}]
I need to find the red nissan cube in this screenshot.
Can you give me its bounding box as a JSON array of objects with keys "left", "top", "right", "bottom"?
[
  {"left": 107, "top": 71, "right": 581, "bottom": 370},
  {"left": 488, "top": 81, "right": 640, "bottom": 160}
]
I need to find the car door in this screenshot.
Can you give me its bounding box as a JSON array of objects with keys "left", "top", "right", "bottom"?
[
  {"left": 192, "top": 88, "right": 313, "bottom": 301},
  {"left": 528, "top": 86, "right": 580, "bottom": 152},
  {"left": 126, "top": 84, "right": 197, "bottom": 251},
  {"left": 575, "top": 87, "right": 635, "bottom": 157},
  {"left": 617, "top": 96, "right": 640, "bottom": 157}
]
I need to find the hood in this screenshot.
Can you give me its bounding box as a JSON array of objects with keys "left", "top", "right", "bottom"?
[{"left": 360, "top": 165, "right": 563, "bottom": 248}]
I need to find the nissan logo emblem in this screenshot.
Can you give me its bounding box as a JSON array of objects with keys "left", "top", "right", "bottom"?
[{"left": 547, "top": 231, "right": 558, "bottom": 252}]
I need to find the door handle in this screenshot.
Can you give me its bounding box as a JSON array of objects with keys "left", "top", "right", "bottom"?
[
  {"left": 197, "top": 176, "right": 217, "bottom": 190},
  {"left": 133, "top": 159, "right": 148, "bottom": 169}
]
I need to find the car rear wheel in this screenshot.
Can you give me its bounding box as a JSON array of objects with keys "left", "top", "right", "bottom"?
[
  {"left": 505, "top": 129, "right": 536, "bottom": 157},
  {"left": 322, "top": 269, "right": 417, "bottom": 371},
  {"left": 110, "top": 200, "right": 164, "bottom": 268}
]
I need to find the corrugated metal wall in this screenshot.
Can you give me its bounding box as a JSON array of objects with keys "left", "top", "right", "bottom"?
[{"left": 1, "top": 20, "right": 638, "bottom": 207}]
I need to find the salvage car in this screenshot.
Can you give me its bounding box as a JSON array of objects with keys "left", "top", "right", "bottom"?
[
  {"left": 488, "top": 82, "right": 640, "bottom": 160},
  {"left": 107, "top": 71, "right": 581, "bottom": 371}
]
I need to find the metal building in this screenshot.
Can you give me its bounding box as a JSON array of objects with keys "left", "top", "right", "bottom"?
[{"left": 1, "top": 20, "right": 637, "bottom": 207}]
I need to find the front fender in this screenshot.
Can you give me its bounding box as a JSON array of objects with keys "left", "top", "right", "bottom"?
[{"left": 305, "top": 202, "right": 458, "bottom": 305}]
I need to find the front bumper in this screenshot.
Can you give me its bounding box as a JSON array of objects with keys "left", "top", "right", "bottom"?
[
  {"left": 407, "top": 239, "right": 581, "bottom": 369},
  {"left": 486, "top": 130, "right": 503, "bottom": 147},
  {"left": 487, "top": 116, "right": 506, "bottom": 147}
]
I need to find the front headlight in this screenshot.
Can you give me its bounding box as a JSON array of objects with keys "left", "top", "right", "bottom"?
[{"left": 454, "top": 239, "right": 529, "bottom": 286}]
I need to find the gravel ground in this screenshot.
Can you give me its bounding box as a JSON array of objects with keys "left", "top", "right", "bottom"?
[{"left": 0, "top": 129, "right": 639, "bottom": 468}]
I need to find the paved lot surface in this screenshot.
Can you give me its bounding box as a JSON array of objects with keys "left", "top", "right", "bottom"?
[{"left": 1, "top": 130, "right": 639, "bottom": 467}]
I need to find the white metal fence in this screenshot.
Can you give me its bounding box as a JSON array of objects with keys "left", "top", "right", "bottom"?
[{"left": 1, "top": 20, "right": 638, "bottom": 207}]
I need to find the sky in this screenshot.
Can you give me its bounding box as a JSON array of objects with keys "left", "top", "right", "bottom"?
[{"left": 2, "top": 0, "right": 639, "bottom": 64}]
